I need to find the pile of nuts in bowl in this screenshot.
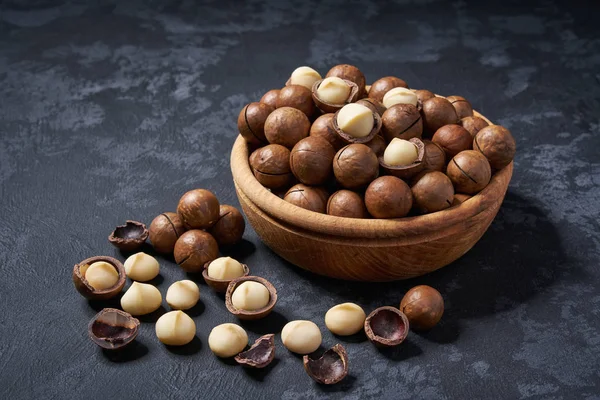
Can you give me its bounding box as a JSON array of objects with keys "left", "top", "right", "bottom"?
[{"left": 239, "top": 64, "right": 516, "bottom": 218}]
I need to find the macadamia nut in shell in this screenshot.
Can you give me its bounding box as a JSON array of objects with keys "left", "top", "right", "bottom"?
[{"left": 231, "top": 281, "right": 270, "bottom": 311}]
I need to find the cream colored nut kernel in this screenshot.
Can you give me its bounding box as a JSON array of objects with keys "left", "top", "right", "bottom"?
[
  {"left": 207, "top": 256, "right": 245, "bottom": 280},
  {"left": 231, "top": 281, "right": 270, "bottom": 311},
  {"left": 208, "top": 323, "right": 248, "bottom": 357},
  {"left": 325, "top": 303, "right": 366, "bottom": 336},
  {"left": 316, "top": 77, "right": 350, "bottom": 104},
  {"left": 336, "top": 103, "right": 374, "bottom": 138},
  {"left": 120, "top": 282, "right": 162, "bottom": 316},
  {"left": 281, "top": 320, "right": 322, "bottom": 354},
  {"left": 155, "top": 310, "right": 196, "bottom": 346},
  {"left": 290, "top": 66, "right": 322, "bottom": 89},
  {"left": 382, "top": 87, "right": 418, "bottom": 108},
  {"left": 383, "top": 138, "right": 419, "bottom": 166},
  {"left": 84, "top": 261, "right": 119, "bottom": 290},
  {"left": 365, "top": 84, "right": 371, "bottom": 94},
  {"left": 166, "top": 280, "right": 200, "bottom": 310},
  {"left": 124, "top": 252, "right": 159, "bottom": 282}
]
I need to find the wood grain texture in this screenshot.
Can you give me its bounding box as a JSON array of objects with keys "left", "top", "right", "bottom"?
[{"left": 231, "top": 110, "right": 513, "bottom": 281}]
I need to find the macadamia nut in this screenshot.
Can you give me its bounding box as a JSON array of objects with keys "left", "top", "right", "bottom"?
[
  {"left": 325, "top": 303, "right": 366, "bottom": 336},
  {"left": 281, "top": 320, "right": 322, "bottom": 354},
  {"left": 290, "top": 66, "right": 321, "bottom": 89},
  {"left": 84, "top": 261, "right": 119, "bottom": 290},
  {"left": 208, "top": 323, "right": 248, "bottom": 357},
  {"left": 382, "top": 87, "right": 418, "bottom": 108},
  {"left": 383, "top": 138, "right": 419, "bottom": 166},
  {"left": 155, "top": 310, "right": 196, "bottom": 346},
  {"left": 317, "top": 77, "right": 350, "bottom": 104},
  {"left": 207, "top": 257, "right": 245, "bottom": 280},
  {"left": 166, "top": 280, "right": 200, "bottom": 310},
  {"left": 120, "top": 282, "right": 162, "bottom": 316},
  {"left": 336, "top": 103, "right": 374, "bottom": 138},
  {"left": 231, "top": 281, "right": 270, "bottom": 311},
  {"left": 124, "top": 252, "right": 159, "bottom": 282}
]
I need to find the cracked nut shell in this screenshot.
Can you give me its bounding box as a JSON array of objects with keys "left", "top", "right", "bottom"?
[
  {"left": 421, "top": 140, "right": 446, "bottom": 172},
  {"left": 284, "top": 184, "right": 328, "bottom": 213},
  {"left": 202, "top": 259, "right": 250, "bottom": 293},
  {"left": 309, "top": 113, "right": 346, "bottom": 151},
  {"left": 411, "top": 171, "right": 454, "bottom": 214},
  {"left": 208, "top": 204, "right": 245, "bottom": 246},
  {"left": 88, "top": 308, "right": 140, "bottom": 350},
  {"left": 446, "top": 150, "right": 492, "bottom": 194},
  {"left": 326, "top": 64, "right": 367, "bottom": 98},
  {"left": 290, "top": 137, "right": 335, "bottom": 185},
  {"left": 303, "top": 344, "right": 349, "bottom": 385},
  {"left": 260, "top": 89, "right": 280, "bottom": 109},
  {"left": 73, "top": 256, "right": 126, "bottom": 300},
  {"left": 446, "top": 95, "right": 474, "bottom": 119},
  {"left": 173, "top": 230, "right": 219, "bottom": 272},
  {"left": 379, "top": 138, "right": 426, "bottom": 180},
  {"left": 400, "top": 285, "right": 444, "bottom": 330},
  {"left": 368, "top": 76, "right": 408, "bottom": 103},
  {"left": 235, "top": 334, "right": 276, "bottom": 368},
  {"left": 327, "top": 190, "right": 369, "bottom": 218},
  {"left": 432, "top": 124, "right": 473, "bottom": 159},
  {"left": 276, "top": 84, "right": 315, "bottom": 117},
  {"left": 108, "top": 220, "right": 148, "bottom": 252},
  {"left": 414, "top": 89, "right": 435, "bottom": 107},
  {"left": 473, "top": 125, "right": 516, "bottom": 170},
  {"left": 149, "top": 212, "right": 186, "bottom": 254},
  {"left": 459, "top": 116, "right": 489, "bottom": 137},
  {"left": 312, "top": 78, "right": 359, "bottom": 113},
  {"left": 238, "top": 102, "right": 274, "bottom": 145},
  {"left": 364, "top": 134, "right": 387, "bottom": 157},
  {"left": 332, "top": 107, "right": 382, "bottom": 145},
  {"left": 249, "top": 144, "right": 294, "bottom": 190},
  {"left": 381, "top": 104, "right": 423, "bottom": 143},
  {"left": 177, "top": 189, "right": 220, "bottom": 230},
  {"left": 333, "top": 144, "right": 379, "bottom": 190},
  {"left": 364, "top": 306, "right": 409, "bottom": 347},
  {"left": 365, "top": 176, "right": 413, "bottom": 219},
  {"left": 225, "top": 276, "right": 277, "bottom": 320},
  {"left": 356, "top": 98, "right": 387, "bottom": 117},
  {"left": 421, "top": 97, "right": 458, "bottom": 135},
  {"left": 264, "top": 107, "right": 310, "bottom": 149}
]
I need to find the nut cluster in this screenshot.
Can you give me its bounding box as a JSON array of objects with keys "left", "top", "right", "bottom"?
[{"left": 240, "top": 64, "right": 516, "bottom": 218}]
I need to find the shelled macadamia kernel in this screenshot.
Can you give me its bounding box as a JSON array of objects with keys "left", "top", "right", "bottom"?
[
  {"left": 166, "top": 280, "right": 200, "bottom": 310},
  {"left": 124, "top": 252, "right": 159, "bottom": 282},
  {"left": 208, "top": 323, "right": 248, "bottom": 357}
]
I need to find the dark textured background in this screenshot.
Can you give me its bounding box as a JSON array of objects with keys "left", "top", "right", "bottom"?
[{"left": 1, "top": 0, "right": 599, "bottom": 399}]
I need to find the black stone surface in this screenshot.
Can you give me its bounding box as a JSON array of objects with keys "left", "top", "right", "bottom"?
[{"left": 1, "top": 1, "right": 599, "bottom": 399}]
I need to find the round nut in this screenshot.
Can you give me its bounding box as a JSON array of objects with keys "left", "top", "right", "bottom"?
[
  {"left": 327, "top": 190, "right": 369, "bottom": 218},
  {"left": 281, "top": 320, "right": 322, "bottom": 354},
  {"left": 382, "top": 87, "right": 418, "bottom": 108},
  {"left": 309, "top": 113, "right": 346, "bottom": 150},
  {"left": 283, "top": 184, "right": 328, "bottom": 213},
  {"left": 276, "top": 85, "right": 315, "bottom": 117},
  {"left": 173, "top": 230, "right": 219, "bottom": 272},
  {"left": 333, "top": 144, "right": 379, "bottom": 190},
  {"left": 231, "top": 281, "right": 270, "bottom": 311},
  {"left": 446, "top": 150, "right": 492, "bottom": 194},
  {"left": 473, "top": 125, "right": 516, "bottom": 170},
  {"left": 237, "top": 102, "right": 274, "bottom": 145},
  {"left": 325, "top": 64, "right": 366, "bottom": 98},
  {"left": 120, "top": 282, "right": 162, "bottom": 316},
  {"left": 155, "top": 311, "right": 196, "bottom": 346},
  {"left": 260, "top": 89, "right": 280, "bottom": 109},
  {"left": 149, "top": 212, "right": 186, "bottom": 254},
  {"left": 400, "top": 285, "right": 444, "bottom": 330},
  {"left": 166, "top": 280, "right": 200, "bottom": 310},
  {"left": 368, "top": 76, "right": 408, "bottom": 103},
  {"left": 381, "top": 104, "right": 423, "bottom": 142},
  {"left": 365, "top": 176, "right": 413, "bottom": 219},
  {"left": 208, "top": 323, "right": 248, "bottom": 358},
  {"left": 325, "top": 303, "right": 366, "bottom": 336},
  {"left": 249, "top": 144, "right": 294, "bottom": 189},
  {"left": 421, "top": 97, "right": 458, "bottom": 134},
  {"left": 447, "top": 95, "right": 474, "bottom": 119},
  {"left": 411, "top": 171, "right": 454, "bottom": 213},
  {"left": 85, "top": 261, "right": 119, "bottom": 291},
  {"left": 290, "top": 137, "right": 335, "bottom": 185},
  {"left": 264, "top": 107, "right": 310, "bottom": 148},
  {"left": 208, "top": 204, "right": 245, "bottom": 246},
  {"left": 459, "top": 116, "right": 489, "bottom": 137},
  {"left": 124, "top": 252, "right": 160, "bottom": 282},
  {"left": 176, "top": 189, "right": 220, "bottom": 230},
  {"left": 432, "top": 124, "right": 473, "bottom": 159},
  {"left": 383, "top": 138, "right": 419, "bottom": 166},
  {"left": 289, "top": 66, "right": 321, "bottom": 89}
]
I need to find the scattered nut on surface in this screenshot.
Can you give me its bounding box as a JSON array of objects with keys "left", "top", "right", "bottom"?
[
  {"left": 316, "top": 77, "right": 350, "bottom": 104},
  {"left": 325, "top": 303, "right": 366, "bottom": 336},
  {"left": 336, "top": 103, "right": 374, "bottom": 138},
  {"left": 290, "top": 66, "right": 321, "bottom": 89},
  {"left": 383, "top": 138, "right": 419, "bottom": 166},
  {"left": 231, "top": 281, "right": 270, "bottom": 311},
  {"left": 382, "top": 87, "right": 418, "bottom": 108},
  {"left": 208, "top": 323, "right": 248, "bottom": 357},
  {"left": 155, "top": 310, "right": 196, "bottom": 346},
  {"left": 123, "top": 252, "right": 159, "bottom": 282},
  {"left": 166, "top": 280, "right": 200, "bottom": 310},
  {"left": 207, "top": 256, "right": 245, "bottom": 280},
  {"left": 120, "top": 282, "right": 162, "bottom": 316},
  {"left": 84, "top": 261, "right": 119, "bottom": 290},
  {"left": 400, "top": 285, "right": 444, "bottom": 330},
  {"left": 281, "top": 320, "right": 322, "bottom": 354}
]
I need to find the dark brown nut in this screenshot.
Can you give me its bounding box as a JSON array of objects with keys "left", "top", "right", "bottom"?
[
  {"left": 290, "top": 137, "right": 335, "bottom": 185},
  {"left": 237, "top": 102, "right": 274, "bottom": 145},
  {"left": 108, "top": 221, "right": 148, "bottom": 252},
  {"left": 149, "top": 212, "right": 186, "bottom": 254},
  {"left": 276, "top": 85, "right": 315, "bottom": 117},
  {"left": 400, "top": 285, "right": 444, "bottom": 331},
  {"left": 421, "top": 97, "right": 458, "bottom": 135},
  {"left": 381, "top": 104, "right": 423, "bottom": 142},
  {"left": 379, "top": 138, "right": 426, "bottom": 180},
  {"left": 202, "top": 259, "right": 250, "bottom": 293},
  {"left": 327, "top": 190, "right": 369, "bottom": 218},
  {"left": 364, "top": 306, "right": 409, "bottom": 347},
  {"left": 411, "top": 171, "right": 454, "bottom": 213},
  {"left": 422, "top": 140, "right": 446, "bottom": 172},
  {"left": 88, "top": 308, "right": 140, "bottom": 350},
  {"left": 326, "top": 64, "right": 367, "bottom": 98},
  {"left": 235, "top": 334, "right": 276, "bottom": 368},
  {"left": 177, "top": 189, "right": 220, "bottom": 230},
  {"left": 303, "top": 344, "right": 349, "bottom": 385},
  {"left": 414, "top": 89, "right": 435, "bottom": 107},
  {"left": 365, "top": 176, "right": 413, "bottom": 219},
  {"left": 452, "top": 193, "right": 472, "bottom": 206},
  {"left": 459, "top": 116, "right": 489, "bottom": 137},
  {"left": 333, "top": 144, "right": 379, "bottom": 190},
  {"left": 208, "top": 205, "right": 245, "bottom": 246},
  {"left": 73, "top": 256, "right": 126, "bottom": 300},
  {"left": 432, "top": 124, "right": 473, "bottom": 159},
  {"left": 260, "top": 89, "right": 280, "bottom": 109},
  {"left": 473, "top": 125, "right": 516, "bottom": 170},
  {"left": 249, "top": 144, "right": 294, "bottom": 189},
  {"left": 368, "top": 76, "right": 408, "bottom": 103},
  {"left": 364, "top": 135, "right": 387, "bottom": 157},
  {"left": 446, "top": 95, "right": 474, "bottom": 119},
  {"left": 332, "top": 104, "right": 382, "bottom": 144},
  {"left": 309, "top": 113, "right": 346, "bottom": 151},
  {"left": 311, "top": 78, "right": 359, "bottom": 113},
  {"left": 264, "top": 107, "right": 310, "bottom": 148},
  {"left": 284, "top": 184, "right": 328, "bottom": 213},
  {"left": 225, "top": 276, "right": 277, "bottom": 320},
  {"left": 173, "top": 230, "right": 219, "bottom": 272},
  {"left": 356, "top": 98, "right": 387, "bottom": 117},
  {"left": 446, "top": 150, "right": 492, "bottom": 194}
]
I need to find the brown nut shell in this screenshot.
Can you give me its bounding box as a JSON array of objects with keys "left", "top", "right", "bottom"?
[
  {"left": 225, "top": 276, "right": 277, "bottom": 320},
  {"left": 364, "top": 306, "right": 409, "bottom": 347},
  {"left": 379, "top": 138, "right": 426, "bottom": 180},
  {"left": 108, "top": 220, "right": 149, "bottom": 252},
  {"left": 235, "top": 334, "right": 276, "bottom": 368},
  {"left": 411, "top": 171, "right": 454, "bottom": 214},
  {"left": 284, "top": 184, "right": 328, "bottom": 213},
  {"left": 356, "top": 98, "right": 387, "bottom": 117},
  {"left": 381, "top": 104, "right": 423, "bottom": 143},
  {"left": 447, "top": 95, "right": 474, "bottom": 119},
  {"left": 327, "top": 190, "right": 369, "bottom": 218},
  {"left": 446, "top": 150, "right": 492, "bottom": 195},
  {"left": 365, "top": 176, "right": 413, "bottom": 219},
  {"left": 422, "top": 140, "right": 446, "bottom": 172},
  {"left": 208, "top": 205, "right": 246, "bottom": 246},
  {"left": 237, "top": 102, "right": 274, "bottom": 145},
  {"left": 311, "top": 79, "right": 359, "bottom": 113},
  {"left": 364, "top": 134, "right": 387, "bottom": 157},
  {"left": 177, "top": 189, "right": 221, "bottom": 230},
  {"left": 303, "top": 344, "right": 349, "bottom": 385},
  {"left": 432, "top": 124, "right": 473, "bottom": 159},
  {"left": 326, "top": 64, "right": 367, "bottom": 98},
  {"left": 473, "top": 125, "right": 516, "bottom": 170},
  {"left": 332, "top": 108, "right": 382, "bottom": 145},
  {"left": 459, "top": 116, "right": 489, "bottom": 138},
  {"left": 149, "top": 212, "right": 186, "bottom": 254},
  {"left": 452, "top": 193, "right": 472, "bottom": 206},
  {"left": 309, "top": 113, "right": 346, "bottom": 151},
  {"left": 264, "top": 107, "right": 311, "bottom": 149},
  {"left": 276, "top": 85, "right": 315, "bottom": 117},
  {"left": 290, "top": 137, "right": 335, "bottom": 185},
  {"left": 73, "top": 256, "right": 126, "bottom": 300},
  {"left": 173, "top": 230, "right": 219, "bottom": 272},
  {"left": 368, "top": 76, "right": 409, "bottom": 103},
  {"left": 202, "top": 260, "right": 250, "bottom": 293},
  {"left": 333, "top": 144, "right": 379, "bottom": 190},
  {"left": 400, "top": 285, "right": 444, "bottom": 331},
  {"left": 414, "top": 89, "right": 435, "bottom": 107},
  {"left": 421, "top": 97, "right": 458, "bottom": 135},
  {"left": 260, "top": 89, "right": 280, "bottom": 109},
  {"left": 88, "top": 308, "right": 140, "bottom": 350},
  {"left": 249, "top": 144, "right": 294, "bottom": 190}
]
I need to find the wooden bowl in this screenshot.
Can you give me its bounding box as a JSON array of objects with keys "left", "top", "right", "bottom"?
[{"left": 231, "top": 109, "right": 513, "bottom": 281}]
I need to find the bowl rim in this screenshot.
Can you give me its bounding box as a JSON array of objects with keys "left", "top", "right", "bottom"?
[{"left": 231, "top": 103, "right": 513, "bottom": 239}]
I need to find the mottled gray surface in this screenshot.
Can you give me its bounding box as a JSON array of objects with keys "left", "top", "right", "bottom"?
[{"left": 1, "top": 0, "right": 599, "bottom": 399}]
